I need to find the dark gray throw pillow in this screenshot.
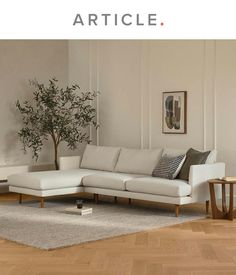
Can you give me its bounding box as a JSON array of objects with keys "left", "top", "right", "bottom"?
[
  {"left": 152, "top": 154, "right": 186, "bottom": 180},
  {"left": 177, "top": 148, "right": 210, "bottom": 181}
]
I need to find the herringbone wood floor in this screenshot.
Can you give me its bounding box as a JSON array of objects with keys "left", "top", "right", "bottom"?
[{"left": 1, "top": 193, "right": 236, "bottom": 275}]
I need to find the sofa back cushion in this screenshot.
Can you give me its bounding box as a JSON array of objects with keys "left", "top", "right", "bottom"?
[
  {"left": 115, "top": 148, "right": 162, "bottom": 175},
  {"left": 205, "top": 149, "right": 217, "bottom": 164},
  {"left": 80, "top": 145, "right": 121, "bottom": 172},
  {"left": 162, "top": 148, "right": 187, "bottom": 157}
]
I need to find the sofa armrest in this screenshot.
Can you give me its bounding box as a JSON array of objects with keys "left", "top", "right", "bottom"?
[
  {"left": 58, "top": 156, "right": 81, "bottom": 170},
  {"left": 189, "top": 162, "right": 225, "bottom": 202}
]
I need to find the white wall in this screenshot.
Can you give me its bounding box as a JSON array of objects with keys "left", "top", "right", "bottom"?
[
  {"left": 1, "top": 40, "right": 235, "bottom": 175},
  {"left": 69, "top": 40, "right": 236, "bottom": 175},
  {"left": 0, "top": 40, "right": 68, "bottom": 166}
]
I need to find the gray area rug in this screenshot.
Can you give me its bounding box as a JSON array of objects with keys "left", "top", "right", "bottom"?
[{"left": 0, "top": 198, "right": 204, "bottom": 250}]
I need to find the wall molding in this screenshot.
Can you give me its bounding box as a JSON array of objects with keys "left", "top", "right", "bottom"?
[
  {"left": 96, "top": 41, "right": 100, "bottom": 146},
  {"left": 202, "top": 41, "right": 207, "bottom": 151},
  {"left": 88, "top": 41, "right": 93, "bottom": 142},
  {"left": 88, "top": 41, "right": 100, "bottom": 146},
  {"left": 140, "top": 41, "right": 150, "bottom": 149},
  {"left": 147, "top": 42, "right": 152, "bottom": 149},
  {"left": 140, "top": 42, "right": 145, "bottom": 149},
  {"left": 213, "top": 41, "right": 217, "bottom": 150}
]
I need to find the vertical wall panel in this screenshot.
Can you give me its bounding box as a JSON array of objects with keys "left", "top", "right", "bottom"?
[
  {"left": 98, "top": 41, "right": 141, "bottom": 148},
  {"left": 215, "top": 41, "right": 236, "bottom": 175},
  {"left": 149, "top": 41, "right": 205, "bottom": 150},
  {"left": 204, "top": 41, "right": 216, "bottom": 150}
]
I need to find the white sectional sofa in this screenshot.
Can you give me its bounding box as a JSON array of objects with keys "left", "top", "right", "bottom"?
[{"left": 8, "top": 145, "right": 225, "bottom": 216}]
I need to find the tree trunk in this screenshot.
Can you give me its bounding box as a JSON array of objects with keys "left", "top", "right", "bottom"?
[
  {"left": 51, "top": 132, "right": 59, "bottom": 170},
  {"left": 54, "top": 143, "right": 59, "bottom": 170}
]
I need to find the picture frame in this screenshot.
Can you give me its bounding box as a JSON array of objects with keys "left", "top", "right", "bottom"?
[{"left": 162, "top": 91, "right": 187, "bottom": 134}]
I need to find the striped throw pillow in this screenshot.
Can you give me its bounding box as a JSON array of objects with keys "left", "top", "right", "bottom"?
[{"left": 152, "top": 154, "right": 186, "bottom": 180}]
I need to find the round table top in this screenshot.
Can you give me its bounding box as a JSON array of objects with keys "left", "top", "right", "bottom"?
[{"left": 208, "top": 178, "right": 236, "bottom": 184}]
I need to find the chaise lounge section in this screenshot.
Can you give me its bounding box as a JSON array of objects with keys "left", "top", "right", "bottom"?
[{"left": 8, "top": 145, "right": 225, "bottom": 216}]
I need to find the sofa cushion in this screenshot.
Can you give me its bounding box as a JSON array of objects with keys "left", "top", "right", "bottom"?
[
  {"left": 80, "top": 145, "right": 121, "bottom": 172},
  {"left": 115, "top": 148, "right": 162, "bottom": 175},
  {"left": 205, "top": 149, "right": 217, "bottom": 164},
  {"left": 152, "top": 154, "right": 186, "bottom": 179},
  {"left": 177, "top": 148, "right": 210, "bottom": 181},
  {"left": 162, "top": 148, "right": 187, "bottom": 157},
  {"left": 8, "top": 169, "right": 98, "bottom": 190},
  {"left": 126, "top": 177, "right": 191, "bottom": 197},
  {"left": 82, "top": 172, "right": 142, "bottom": 191}
]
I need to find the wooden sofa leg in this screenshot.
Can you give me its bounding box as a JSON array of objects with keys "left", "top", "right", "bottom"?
[
  {"left": 175, "top": 205, "right": 180, "bottom": 217},
  {"left": 128, "top": 198, "right": 131, "bottom": 205},
  {"left": 94, "top": 194, "right": 99, "bottom": 204},
  {"left": 40, "top": 198, "right": 45, "bottom": 208},
  {"left": 206, "top": 200, "right": 210, "bottom": 214},
  {"left": 19, "top": 194, "right": 22, "bottom": 204},
  {"left": 114, "top": 196, "right": 117, "bottom": 203}
]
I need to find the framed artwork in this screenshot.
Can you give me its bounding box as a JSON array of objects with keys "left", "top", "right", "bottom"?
[{"left": 162, "top": 91, "right": 187, "bottom": 134}]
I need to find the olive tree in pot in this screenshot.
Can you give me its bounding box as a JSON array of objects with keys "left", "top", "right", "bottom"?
[{"left": 16, "top": 78, "right": 98, "bottom": 170}]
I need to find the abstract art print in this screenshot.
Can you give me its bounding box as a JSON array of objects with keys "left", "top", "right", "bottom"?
[{"left": 162, "top": 91, "right": 187, "bottom": 134}]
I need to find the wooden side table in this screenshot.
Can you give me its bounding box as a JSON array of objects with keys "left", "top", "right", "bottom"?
[{"left": 208, "top": 179, "right": 236, "bottom": 220}]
